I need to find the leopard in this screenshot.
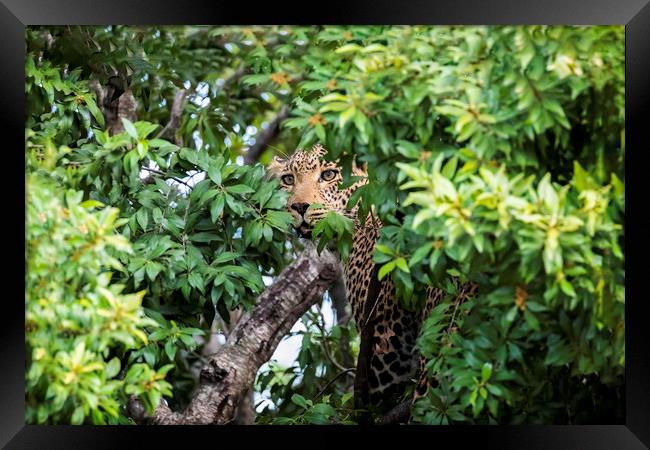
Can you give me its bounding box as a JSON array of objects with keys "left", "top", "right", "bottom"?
[{"left": 267, "top": 144, "right": 477, "bottom": 419}]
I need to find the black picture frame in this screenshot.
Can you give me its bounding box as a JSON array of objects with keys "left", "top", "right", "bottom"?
[{"left": 4, "top": 1, "right": 648, "bottom": 448}]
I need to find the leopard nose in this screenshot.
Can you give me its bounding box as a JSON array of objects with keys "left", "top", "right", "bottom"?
[{"left": 290, "top": 202, "right": 310, "bottom": 217}]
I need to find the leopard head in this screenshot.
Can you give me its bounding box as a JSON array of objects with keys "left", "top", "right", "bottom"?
[{"left": 267, "top": 144, "right": 367, "bottom": 237}]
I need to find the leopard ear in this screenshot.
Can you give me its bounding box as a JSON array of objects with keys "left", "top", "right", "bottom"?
[
  {"left": 311, "top": 144, "right": 327, "bottom": 157},
  {"left": 273, "top": 155, "right": 286, "bottom": 164},
  {"left": 266, "top": 155, "right": 286, "bottom": 178},
  {"left": 352, "top": 159, "right": 368, "bottom": 176}
]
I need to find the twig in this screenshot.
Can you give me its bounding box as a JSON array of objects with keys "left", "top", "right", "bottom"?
[
  {"left": 158, "top": 185, "right": 176, "bottom": 233},
  {"left": 311, "top": 308, "right": 354, "bottom": 375},
  {"left": 313, "top": 368, "right": 357, "bottom": 403},
  {"left": 140, "top": 166, "right": 193, "bottom": 189},
  {"left": 446, "top": 296, "right": 463, "bottom": 335}
]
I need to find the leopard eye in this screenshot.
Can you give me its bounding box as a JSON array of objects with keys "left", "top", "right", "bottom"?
[
  {"left": 281, "top": 174, "right": 295, "bottom": 185},
  {"left": 320, "top": 169, "right": 338, "bottom": 182}
]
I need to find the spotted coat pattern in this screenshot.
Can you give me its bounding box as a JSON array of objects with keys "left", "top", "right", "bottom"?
[{"left": 268, "top": 144, "right": 477, "bottom": 409}]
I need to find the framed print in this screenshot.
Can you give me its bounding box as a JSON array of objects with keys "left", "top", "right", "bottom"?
[{"left": 4, "top": 0, "right": 649, "bottom": 448}]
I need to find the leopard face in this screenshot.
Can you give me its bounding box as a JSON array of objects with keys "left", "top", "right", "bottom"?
[{"left": 267, "top": 144, "right": 367, "bottom": 237}]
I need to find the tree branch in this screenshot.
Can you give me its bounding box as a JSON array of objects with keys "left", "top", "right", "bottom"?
[
  {"left": 140, "top": 166, "right": 193, "bottom": 188},
  {"left": 243, "top": 105, "right": 290, "bottom": 165},
  {"left": 127, "top": 242, "right": 341, "bottom": 425},
  {"left": 379, "top": 400, "right": 412, "bottom": 425},
  {"left": 223, "top": 65, "right": 246, "bottom": 90},
  {"left": 155, "top": 89, "right": 187, "bottom": 144},
  {"left": 313, "top": 368, "right": 356, "bottom": 403}
]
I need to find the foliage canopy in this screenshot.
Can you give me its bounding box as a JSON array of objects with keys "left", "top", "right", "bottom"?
[{"left": 26, "top": 25, "right": 624, "bottom": 424}]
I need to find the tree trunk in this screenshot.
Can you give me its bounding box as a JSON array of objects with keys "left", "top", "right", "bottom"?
[{"left": 127, "top": 242, "right": 341, "bottom": 425}]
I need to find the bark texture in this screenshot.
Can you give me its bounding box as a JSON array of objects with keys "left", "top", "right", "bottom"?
[
  {"left": 330, "top": 274, "right": 354, "bottom": 369},
  {"left": 155, "top": 89, "right": 187, "bottom": 145},
  {"left": 88, "top": 79, "right": 137, "bottom": 136},
  {"left": 127, "top": 243, "right": 341, "bottom": 425},
  {"left": 379, "top": 400, "right": 412, "bottom": 425}
]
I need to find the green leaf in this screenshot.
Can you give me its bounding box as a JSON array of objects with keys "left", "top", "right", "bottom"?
[
  {"left": 105, "top": 357, "right": 121, "bottom": 378},
  {"left": 122, "top": 118, "right": 138, "bottom": 140},
  {"left": 272, "top": 417, "right": 295, "bottom": 425},
  {"left": 208, "top": 166, "right": 222, "bottom": 185},
  {"left": 291, "top": 393, "right": 310, "bottom": 410},
  {"left": 136, "top": 208, "right": 148, "bottom": 232},
  {"left": 339, "top": 106, "right": 356, "bottom": 128},
  {"left": 84, "top": 96, "right": 105, "bottom": 127},
  {"left": 147, "top": 389, "right": 162, "bottom": 411},
  {"left": 136, "top": 140, "right": 148, "bottom": 158},
  {"left": 190, "top": 232, "right": 220, "bottom": 243},
  {"left": 572, "top": 161, "right": 595, "bottom": 192},
  {"left": 148, "top": 329, "right": 168, "bottom": 341},
  {"left": 396, "top": 141, "right": 421, "bottom": 159},
  {"left": 479, "top": 387, "right": 488, "bottom": 399},
  {"left": 212, "top": 251, "right": 239, "bottom": 265},
  {"left": 227, "top": 184, "right": 254, "bottom": 195},
  {"left": 410, "top": 242, "right": 432, "bottom": 266},
  {"left": 71, "top": 406, "right": 85, "bottom": 425},
  {"left": 334, "top": 43, "right": 362, "bottom": 54},
  {"left": 394, "top": 257, "right": 410, "bottom": 273},
  {"left": 412, "top": 209, "right": 436, "bottom": 230},
  {"left": 188, "top": 272, "right": 204, "bottom": 291},
  {"left": 152, "top": 207, "right": 163, "bottom": 224},
  {"left": 149, "top": 139, "right": 178, "bottom": 151},
  {"left": 145, "top": 261, "right": 162, "bottom": 281},
  {"left": 80, "top": 199, "right": 104, "bottom": 209},
  {"left": 266, "top": 210, "right": 292, "bottom": 230},
  {"left": 179, "top": 333, "right": 197, "bottom": 347},
  {"left": 164, "top": 340, "right": 177, "bottom": 360},
  {"left": 559, "top": 278, "right": 576, "bottom": 297},
  {"left": 210, "top": 195, "right": 225, "bottom": 222},
  {"left": 225, "top": 194, "right": 246, "bottom": 216},
  {"left": 523, "top": 309, "right": 540, "bottom": 331},
  {"left": 537, "top": 174, "right": 559, "bottom": 212},
  {"left": 246, "top": 221, "right": 263, "bottom": 246},
  {"left": 481, "top": 362, "right": 493, "bottom": 383},
  {"left": 378, "top": 260, "right": 396, "bottom": 280},
  {"left": 311, "top": 403, "right": 336, "bottom": 417},
  {"left": 319, "top": 93, "right": 349, "bottom": 102},
  {"left": 441, "top": 156, "right": 458, "bottom": 179},
  {"left": 486, "top": 383, "right": 504, "bottom": 397},
  {"left": 315, "top": 123, "right": 326, "bottom": 141},
  {"left": 259, "top": 223, "right": 271, "bottom": 241}
]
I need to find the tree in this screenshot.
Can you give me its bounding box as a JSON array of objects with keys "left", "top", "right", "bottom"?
[{"left": 25, "top": 25, "right": 624, "bottom": 425}]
